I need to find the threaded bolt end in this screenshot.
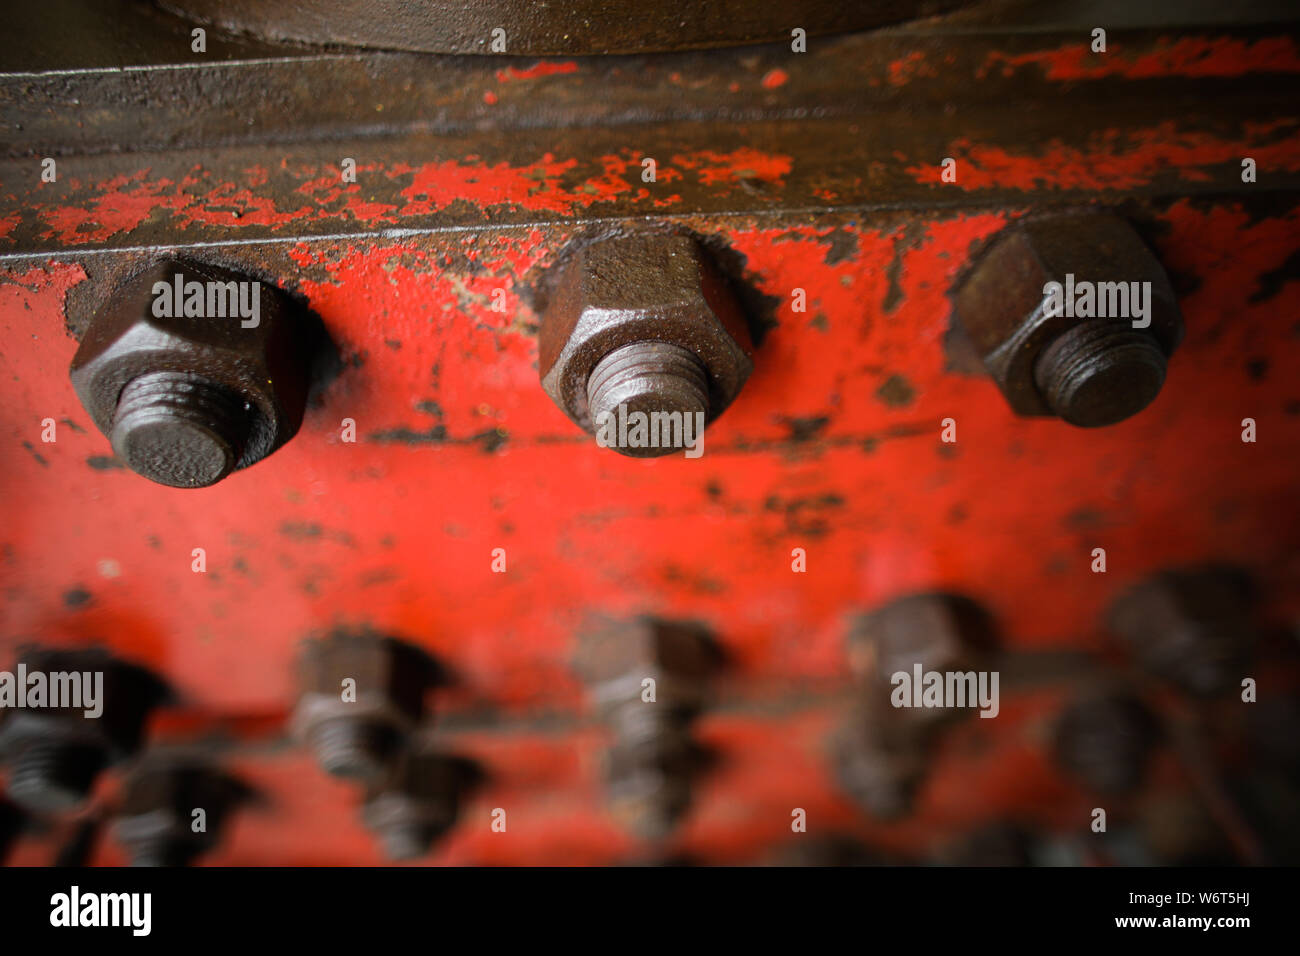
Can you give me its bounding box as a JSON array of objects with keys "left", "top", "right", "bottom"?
[
  {"left": 586, "top": 342, "right": 709, "bottom": 458},
  {"left": 379, "top": 822, "right": 434, "bottom": 861},
  {"left": 309, "top": 717, "right": 400, "bottom": 781},
  {"left": 1033, "top": 322, "right": 1167, "bottom": 427},
  {"left": 128, "top": 836, "right": 203, "bottom": 868},
  {"left": 6, "top": 741, "right": 106, "bottom": 813},
  {"left": 110, "top": 371, "right": 251, "bottom": 488}
]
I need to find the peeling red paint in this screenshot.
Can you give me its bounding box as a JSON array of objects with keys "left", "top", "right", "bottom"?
[
  {"left": 888, "top": 51, "right": 938, "bottom": 86},
  {"left": 671, "top": 148, "right": 793, "bottom": 189},
  {"left": 907, "top": 122, "right": 1300, "bottom": 190},
  {"left": 982, "top": 35, "right": 1300, "bottom": 81},
  {"left": 495, "top": 61, "right": 580, "bottom": 84}
]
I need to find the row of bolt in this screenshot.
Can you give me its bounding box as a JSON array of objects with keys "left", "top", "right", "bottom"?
[
  {"left": 67, "top": 211, "right": 1184, "bottom": 487},
  {"left": 835, "top": 564, "right": 1263, "bottom": 819},
  {"left": 1, "top": 561, "right": 1272, "bottom": 863}
]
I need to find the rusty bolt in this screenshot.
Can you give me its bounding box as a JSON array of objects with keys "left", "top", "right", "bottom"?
[
  {"left": 1108, "top": 565, "right": 1255, "bottom": 697},
  {"left": 69, "top": 259, "right": 313, "bottom": 487},
  {"left": 113, "top": 756, "right": 253, "bottom": 866},
  {"left": 575, "top": 616, "right": 722, "bottom": 717},
  {"left": 292, "top": 630, "right": 441, "bottom": 782},
  {"left": 832, "top": 700, "right": 931, "bottom": 820},
  {"left": 361, "top": 751, "right": 481, "bottom": 860},
  {"left": 0, "top": 649, "right": 168, "bottom": 813},
  {"left": 538, "top": 231, "right": 754, "bottom": 457},
  {"left": 951, "top": 212, "right": 1183, "bottom": 427},
  {"left": 575, "top": 617, "right": 721, "bottom": 838},
  {"left": 848, "top": 592, "right": 994, "bottom": 686},
  {"left": 603, "top": 708, "right": 711, "bottom": 841},
  {"left": 1053, "top": 691, "right": 1159, "bottom": 795}
]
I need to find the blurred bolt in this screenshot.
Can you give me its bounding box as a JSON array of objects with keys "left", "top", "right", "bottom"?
[
  {"left": 832, "top": 700, "right": 931, "bottom": 820},
  {"left": 362, "top": 752, "right": 482, "bottom": 860},
  {"left": 575, "top": 617, "right": 722, "bottom": 838},
  {"left": 292, "top": 630, "right": 442, "bottom": 782},
  {"left": 114, "top": 756, "right": 253, "bottom": 867},
  {"left": 1108, "top": 565, "right": 1256, "bottom": 696},
  {"left": 848, "top": 592, "right": 995, "bottom": 689},
  {"left": 1053, "top": 691, "right": 1159, "bottom": 795},
  {"left": 0, "top": 648, "right": 168, "bottom": 813}
]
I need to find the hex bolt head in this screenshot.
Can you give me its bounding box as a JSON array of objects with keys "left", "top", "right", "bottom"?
[
  {"left": 574, "top": 616, "right": 722, "bottom": 717},
  {"left": 847, "top": 592, "right": 995, "bottom": 689},
  {"left": 832, "top": 702, "right": 930, "bottom": 820},
  {"left": 1053, "top": 691, "right": 1159, "bottom": 795},
  {"left": 0, "top": 649, "right": 168, "bottom": 814},
  {"left": 292, "top": 630, "right": 442, "bottom": 782},
  {"left": 114, "top": 757, "right": 253, "bottom": 867},
  {"left": 537, "top": 231, "right": 754, "bottom": 456},
  {"left": 951, "top": 212, "right": 1184, "bottom": 427},
  {"left": 1108, "top": 565, "right": 1256, "bottom": 697},
  {"left": 69, "top": 259, "right": 313, "bottom": 488}
]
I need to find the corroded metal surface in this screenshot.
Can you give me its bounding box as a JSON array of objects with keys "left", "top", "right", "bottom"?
[{"left": 0, "top": 10, "right": 1298, "bottom": 865}]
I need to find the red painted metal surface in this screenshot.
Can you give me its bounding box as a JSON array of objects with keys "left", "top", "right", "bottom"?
[{"left": 1, "top": 22, "right": 1298, "bottom": 865}]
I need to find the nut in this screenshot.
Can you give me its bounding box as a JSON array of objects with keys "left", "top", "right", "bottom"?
[
  {"left": 538, "top": 231, "right": 754, "bottom": 455},
  {"left": 848, "top": 592, "right": 994, "bottom": 686},
  {"left": 69, "top": 259, "right": 312, "bottom": 487},
  {"left": 1108, "top": 565, "right": 1255, "bottom": 697},
  {"left": 1053, "top": 691, "right": 1159, "bottom": 795},
  {"left": 0, "top": 648, "right": 168, "bottom": 813},
  {"left": 574, "top": 616, "right": 722, "bottom": 717},
  {"left": 114, "top": 756, "right": 253, "bottom": 866},
  {"left": 292, "top": 630, "right": 441, "bottom": 781},
  {"left": 362, "top": 751, "right": 481, "bottom": 860},
  {"left": 951, "top": 212, "right": 1183, "bottom": 427}
]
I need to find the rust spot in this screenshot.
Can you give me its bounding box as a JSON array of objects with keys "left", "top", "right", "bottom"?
[
  {"left": 875, "top": 374, "right": 916, "bottom": 408},
  {"left": 63, "top": 587, "right": 92, "bottom": 608},
  {"left": 782, "top": 415, "right": 830, "bottom": 443}
]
